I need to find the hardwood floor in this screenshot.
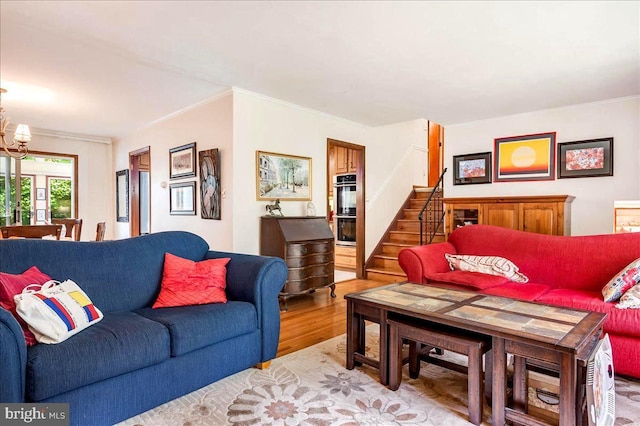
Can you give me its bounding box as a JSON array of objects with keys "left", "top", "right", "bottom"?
[{"left": 276, "top": 278, "right": 387, "bottom": 358}]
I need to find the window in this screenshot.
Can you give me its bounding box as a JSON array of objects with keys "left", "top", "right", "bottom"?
[{"left": 0, "top": 152, "right": 77, "bottom": 225}]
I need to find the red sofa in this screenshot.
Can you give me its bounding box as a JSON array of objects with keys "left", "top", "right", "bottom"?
[{"left": 398, "top": 224, "right": 640, "bottom": 379}]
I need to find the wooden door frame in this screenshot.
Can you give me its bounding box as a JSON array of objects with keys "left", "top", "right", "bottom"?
[
  {"left": 128, "top": 146, "right": 150, "bottom": 237},
  {"left": 427, "top": 121, "right": 444, "bottom": 187},
  {"left": 327, "top": 138, "right": 365, "bottom": 278}
]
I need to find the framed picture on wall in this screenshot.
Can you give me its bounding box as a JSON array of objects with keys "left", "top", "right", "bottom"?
[
  {"left": 199, "top": 148, "right": 221, "bottom": 220},
  {"left": 170, "top": 181, "right": 197, "bottom": 215},
  {"left": 557, "top": 137, "right": 613, "bottom": 179},
  {"left": 36, "top": 188, "right": 46, "bottom": 200},
  {"left": 36, "top": 209, "right": 46, "bottom": 222},
  {"left": 494, "top": 132, "right": 556, "bottom": 182},
  {"left": 169, "top": 142, "right": 197, "bottom": 179},
  {"left": 116, "top": 169, "right": 129, "bottom": 222},
  {"left": 256, "top": 151, "right": 311, "bottom": 201},
  {"left": 453, "top": 152, "right": 492, "bottom": 185}
]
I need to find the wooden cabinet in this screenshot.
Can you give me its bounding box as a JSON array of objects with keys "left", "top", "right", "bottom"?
[
  {"left": 335, "top": 244, "right": 356, "bottom": 270},
  {"left": 335, "top": 146, "right": 359, "bottom": 174},
  {"left": 444, "top": 195, "right": 574, "bottom": 238},
  {"left": 614, "top": 201, "right": 640, "bottom": 233},
  {"left": 260, "top": 216, "right": 335, "bottom": 310}
]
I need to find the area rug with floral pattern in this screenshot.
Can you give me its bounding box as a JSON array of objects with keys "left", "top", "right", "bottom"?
[{"left": 119, "top": 325, "right": 640, "bottom": 425}]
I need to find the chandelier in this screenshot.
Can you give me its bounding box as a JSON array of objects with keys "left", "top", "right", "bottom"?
[{"left": 0, "top": 88, "right": 31, "bottom": 159}]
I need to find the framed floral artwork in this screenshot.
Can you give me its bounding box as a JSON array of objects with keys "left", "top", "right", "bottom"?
[
  {"left": 453, "top": 152, "right": 492, "bottom": 185},
  {"left": 557, "top": 137, "right": 613, "bottom": 179}
]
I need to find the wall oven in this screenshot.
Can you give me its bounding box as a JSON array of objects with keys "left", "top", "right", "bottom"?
[
  {"left": 334, "top": 173, "right": 357, "bottom": 246},
  {"left": 334, "top": 173, "right": 356, "bottom": 216}
]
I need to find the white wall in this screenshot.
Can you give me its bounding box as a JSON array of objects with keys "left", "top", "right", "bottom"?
[
  {"left": 232, "top": 89, "right": 368, "bottom": 254},
  {"left": 21, "top": 132, "right": 112, "bottom": 240},
  {"left": 232, "top": 90, "right": 429, "bottom": 256},
  {"left": 365, "top": 119, "right": 428, "bottom": 255},
  {"left": 112, "top": 91, "right": 234, "bottom": 251},
  {"left": 444, "top": 96, "right": 640, "bottom": 235}
]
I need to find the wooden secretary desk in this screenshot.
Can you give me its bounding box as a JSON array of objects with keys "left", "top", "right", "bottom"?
[
  {"left": 260, "top": 216, "right": 335, "bottom": 310},
  {"left": 443, "top": 195, "right": 574, "bottom": 238}
]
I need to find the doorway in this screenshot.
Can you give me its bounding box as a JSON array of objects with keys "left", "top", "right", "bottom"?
[
  {"left": 326, "top": 139, "right": 365, "bottom": 278},
  {"left": 427, "top": 121, "right": 445, "bottom": 187},
  {"left": 129, "top": 146, "right": 151, "bottom": 236}
]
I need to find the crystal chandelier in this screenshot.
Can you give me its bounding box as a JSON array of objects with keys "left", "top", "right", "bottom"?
[{"left": 0, "top": 88, "right": 31, "bottom": 159}]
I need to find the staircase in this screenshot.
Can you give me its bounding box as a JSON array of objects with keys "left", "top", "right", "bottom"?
[{"left": 365, "top": 186, "right": 446, "bottom": 282}]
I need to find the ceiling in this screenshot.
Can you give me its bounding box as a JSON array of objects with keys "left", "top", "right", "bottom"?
[{"left": 1, "top": 1, "right": 638, "bottom": 140}]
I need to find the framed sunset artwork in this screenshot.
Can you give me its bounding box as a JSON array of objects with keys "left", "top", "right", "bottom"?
[{"left": 494, "top": 132, "right": 556, "bottom": 182}]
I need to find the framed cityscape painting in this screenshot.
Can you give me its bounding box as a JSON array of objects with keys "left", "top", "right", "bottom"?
[
  {"left": 256, "top": 151, "right": 311, "bottom": 201},
  {"left": 557, "top": 137, "right": 613, "bottom": 179}
]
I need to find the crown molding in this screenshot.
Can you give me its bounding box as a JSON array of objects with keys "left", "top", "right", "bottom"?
[{"left": 5, "top": 124, "right": 112, "bottom": 144}]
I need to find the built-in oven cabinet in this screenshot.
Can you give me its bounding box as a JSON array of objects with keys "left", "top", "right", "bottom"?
[
  {"left": 334, "top": 173, "right": 356, "bottom": 216},
  {"left": 335, "top": 216, "right": 356, "bottom": 246},
  {"left": 335, "top": 146, "right": 359, "bottom": 174}
]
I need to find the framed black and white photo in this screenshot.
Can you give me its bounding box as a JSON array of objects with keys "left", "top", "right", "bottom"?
[
  {"left": 199, "top": 148, "right": 221, "bottom": 220},
  {"left": 170, "top": 181, "right": 197, "bottom": 215},
  {"left": 558, "top": 137, "right": 613, "bottom": 179},
  {"left": 169, "top": 142, "right": 197, "bottom": 179},
  {"left": 36, "top": 188, "right": 46, "bottom": 200},
  {"left": 453, "top": 152, "right": 492, "bottom": 185},
  {"left": 36, "top": 209, "right": 46, "bottom": 222}
]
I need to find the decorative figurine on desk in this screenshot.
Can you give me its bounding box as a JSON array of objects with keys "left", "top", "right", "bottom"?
[{"left": 266, "top": 199, "right": 283, "bottom": 216}]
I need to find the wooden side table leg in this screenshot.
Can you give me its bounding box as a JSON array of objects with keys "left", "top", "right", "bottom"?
[
  {"left": 492, "top": 337, "right": 507, "bottom": 426},
  {"left": 468, "top": 346, "right": 483, "bottom": 425},
  {"left": 387, "top": 322, "right": 402, "bottom": 391},
  {"left": 408, "top": 341, "right": 420, "bottom": 379},
  {"left": 559, "top": 353, "right": 577, "bottom": 426},
  {"left": 346, "top": 301, "right": 356, "bottom": 370},
  {"left": 379, "top": 310, "right": 389, "bottom": 385},
  {"left": 512, "top": 355, "right": 527, "bottom": 413}
]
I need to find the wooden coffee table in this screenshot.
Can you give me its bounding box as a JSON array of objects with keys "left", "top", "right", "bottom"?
[{"left": 345, "top": 282, "right": 606, "bottom": 426}]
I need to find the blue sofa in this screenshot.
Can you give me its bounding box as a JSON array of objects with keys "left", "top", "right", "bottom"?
[{"left": 0, "top": 231, "right": 287, "bottom": 425}]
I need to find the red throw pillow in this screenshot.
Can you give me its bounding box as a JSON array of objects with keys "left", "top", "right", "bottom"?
[
  {"left": 0, "top": 266, "right": 53, "bottom": 346},
  {"left": 153, "top": 253, "right": 230, "bottom": 309}
]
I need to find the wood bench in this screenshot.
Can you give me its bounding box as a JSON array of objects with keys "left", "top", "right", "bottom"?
[{"left": 387, "top": 317, "right": 492, "bottom": 426}]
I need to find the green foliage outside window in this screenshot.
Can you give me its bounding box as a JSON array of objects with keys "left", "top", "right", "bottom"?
[
  {"left": 0, "top": 177, "right": 32, "bottom": 225},
  {"left": 49, "top": 178, "right": 72, "bottom": 219}
]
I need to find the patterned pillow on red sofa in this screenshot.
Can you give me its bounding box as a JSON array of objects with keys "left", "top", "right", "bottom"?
[
  {"left": 445, "top": 253, "right": 529, "bottom": 283},
  {"left": 602, "top": 257, "right": 640, "bottom": 302}
]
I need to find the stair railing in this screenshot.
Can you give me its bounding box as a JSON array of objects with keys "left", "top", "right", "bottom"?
[{"left": 418, "top": 168, "right": 447, "bottom": 245}]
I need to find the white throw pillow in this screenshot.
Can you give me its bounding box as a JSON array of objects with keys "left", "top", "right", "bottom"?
[{"left": 445, "top": 253, "right": 529, "bottom": 283}]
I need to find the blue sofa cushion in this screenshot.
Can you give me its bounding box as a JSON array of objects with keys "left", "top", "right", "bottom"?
[
  {"left": 0, "top": 232, "right": 210, "bottom": 313},
  {"left": 136, "top": 301, "right": 257, "bottom": 357},
  {"left": 26, "top": 311, "right": 170, "bottom": 401}
]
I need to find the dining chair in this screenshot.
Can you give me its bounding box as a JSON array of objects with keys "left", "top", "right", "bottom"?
[
  {"left": 95, "top": 222, "right": 106, "bottom": 241},
  {"left": 52, "top": 218, "right": 83, "bottom": 241},
  {"left": 1, "top": 225, "right": 63, "bottom": 240}
]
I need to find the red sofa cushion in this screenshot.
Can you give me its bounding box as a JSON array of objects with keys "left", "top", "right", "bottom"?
[
  {"left": 481, "top": 282, "right": 552, "bottom": 301},
  {"left": 536, "top": 289, "right": 640, "bottom": 336},
  {"left": 426, "top": 270, "right": 509, "bottom": 289},
  {"left": 448, "top": 225, "right": 640, "bottom": 293}
]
